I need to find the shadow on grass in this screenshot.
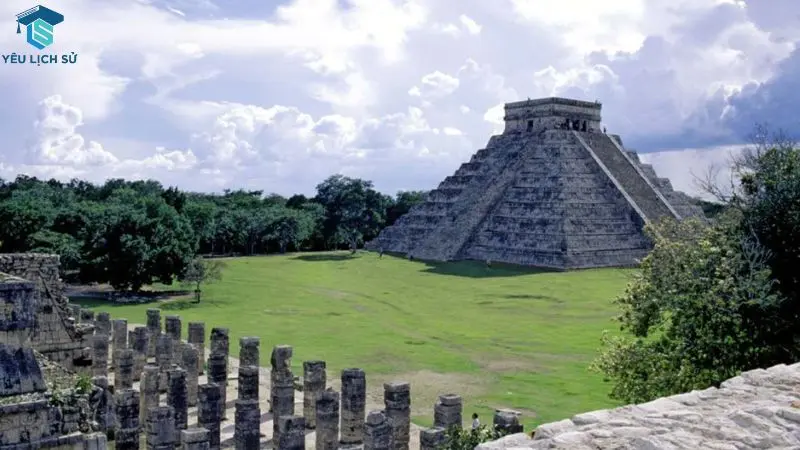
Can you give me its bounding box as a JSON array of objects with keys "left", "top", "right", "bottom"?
[
  {"left": 420, "top": 259, "right": 560, "bottom": 278},
  {"left": 292, "top": 253, "right": 356, "bottom": 262}
]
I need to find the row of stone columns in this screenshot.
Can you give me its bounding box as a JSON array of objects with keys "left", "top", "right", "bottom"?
[{"left": 77, "top": 305, "right": 442, "bottom": 450}]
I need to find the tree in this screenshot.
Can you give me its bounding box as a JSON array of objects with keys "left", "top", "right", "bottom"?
[
  {"left": 386, "top": 190, "right": 427, "bottom": 226},
  {"left": 182, "top": 257, "right": 225, "bottom": 302},
  {"left": 266, "top": 207, "right": 315, "bottom": 253},
  {"left": 314, "top": 175, "right": 389, "bottom": 252},
  {"left": 594, "top": 126, "right": 800, "bottom": 403}
]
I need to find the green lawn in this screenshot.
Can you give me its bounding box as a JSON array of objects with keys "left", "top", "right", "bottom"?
[{"left": 74, "top": 251, "right": 633, "bottom": 430}]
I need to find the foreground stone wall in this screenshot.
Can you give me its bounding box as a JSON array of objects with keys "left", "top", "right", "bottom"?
[
  {"left": 0, "top": 254, "right": 92, "bottom": 371},
  {"left": 478, "top": 362, "right": 800, "bottom": 450}
]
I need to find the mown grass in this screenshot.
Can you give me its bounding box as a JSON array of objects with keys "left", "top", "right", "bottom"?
[{"left": 74, "top": 251, "right": 633, "bottom": 430}]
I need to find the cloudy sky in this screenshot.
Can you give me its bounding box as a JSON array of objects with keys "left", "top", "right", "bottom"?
[{"left": 0, "top": 0, "right": 797, "bottom": 198}]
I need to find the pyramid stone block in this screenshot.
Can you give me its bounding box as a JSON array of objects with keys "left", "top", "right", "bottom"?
[{"left": 366, "top": 97, "right": 705, "bottom": 269}]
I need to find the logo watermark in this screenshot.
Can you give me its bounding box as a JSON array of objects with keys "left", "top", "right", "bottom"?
[{"left": 4, "top": 5, "right": 78, "bottom": 65}]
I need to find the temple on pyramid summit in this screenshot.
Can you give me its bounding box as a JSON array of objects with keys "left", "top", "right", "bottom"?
[{"left": 365, "top": 97, "right": 705, "bottom": 269}]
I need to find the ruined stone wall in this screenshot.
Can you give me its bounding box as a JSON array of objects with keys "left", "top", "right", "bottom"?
[{"left": 0, "top": 254, "right": 90, "bottom": 371}]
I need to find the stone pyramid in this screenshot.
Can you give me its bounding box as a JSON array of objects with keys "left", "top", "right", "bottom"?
[{"left": 366, "top": 97, "right": 705, "bottom": 269}]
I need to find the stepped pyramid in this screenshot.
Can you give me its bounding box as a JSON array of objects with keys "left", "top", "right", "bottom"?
[{"left": 366, "top": 97, "right": 705, "bottom": 269}]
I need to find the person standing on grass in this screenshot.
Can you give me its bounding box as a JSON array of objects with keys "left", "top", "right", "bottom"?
[{"left": 472, "top": 413, "right": 480, "bottom": 429}]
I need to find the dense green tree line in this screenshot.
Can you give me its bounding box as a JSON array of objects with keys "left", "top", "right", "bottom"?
[{"left": 0, "top": 174, "right": 426, "bottom": 290}]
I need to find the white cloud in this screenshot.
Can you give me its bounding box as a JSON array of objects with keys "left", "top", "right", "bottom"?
[
  {"left": 458, "top": 15, "right": 482, "bottom": 34},
  {"left": 0, "top": 0, "right": 794, "bottom": 201},
  {"left": 408, "top": 71, "right": 460, "bottom": 99}
]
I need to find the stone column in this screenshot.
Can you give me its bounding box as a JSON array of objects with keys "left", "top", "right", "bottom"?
[
  {"left": 115, "top": 348, "right": 135, "bottom": 391},
  {"left": 493, "top": 410, "right": 523, "bottom": 433},
  {"left": 91, "top": 334, "right": 109, "bottom": 377},
  {"left": 80, "top": 309, "right": 95, "bottom": 327},
  {"left": 238, "top": 366, "right": 259, "bottom": 401},
  {"left": 140, "top": 364, "right": 160, "bottom": 426},
  {"left": 315, "top": 389, "right": 339, "bottom": 450},
  {"left": 167, "top": 367, "right": 189, "bottom": 438},
  {"left": 182, "top": 343, "right": 200, "bottom": 407},
  {"left": 302, "top": 360, "right": 326, "bottom": 429},
  {"left": 277, "top": 416, "right": 305, "bottom": 450},
  {"left": 131, "top": 326, "right": 149, "bottom": 382},
  {"left": 384, "top": 382, "right": 410, "bottom": 450},
  {"left": 95, "top": 312, "right": 111, "bottom": 338},
  {"left": 156, "top": 334, "right": 173, "bottom": 392},
  {"left": 198, "top": 384, "right": 222, "bottom": 449},
  {"left": 111, "top": 318, "right": 128, "bottom": 369},
  {"left": 115, "top": 388, "right": 141, "bottom": 450},
  {"left": 147, "top": 405, "right": 176, "bottom": 450},
  {"left": 207, "top": 353, "right": 228, "bottom": 420},
  {"left": 239, "top": 337, "right": 259, "bottom": 367},
  {"left": 146, "top": 309, "right": 161, "bottom": 358},
  {"left": 270, "top": 345, "right": 294, "bottom": 442},
  {"left": 340, "top": 368, "right": 367, "bottom": 447},
  {"left": 188, "top": 322, "right": 205, "bottom": 374},
  {"left": 182, "top": 428, "right": 211, "bottom": 450},
  {"left": 210, "top": 327, "right": 229, "bottom": 359},
  {"left": 433, "top": 394, "right": 462, "bottom": 429},
  {"left": 419, "top": 428, "right": 446, "bottom": 450},
  {"left": 364, "top": 411, "right": 392, "bottom": 450},
  {"left": 91, "top": 376, "right": 116, "bottom": 434},
  {"left": 165, "top": 315, "right": 182, "bottom": 365},
  {"left": 234, "top": 399, "right": 261, "bottom": 450},
  {"left": 165, "top": 315, "right": 182, "bottom": 341}
]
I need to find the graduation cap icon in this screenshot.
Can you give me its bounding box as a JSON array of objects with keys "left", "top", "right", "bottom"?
[{"left": 15, "top": 5, "right": 64, "bottom": 49}]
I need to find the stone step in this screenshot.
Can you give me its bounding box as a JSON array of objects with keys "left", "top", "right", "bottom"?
[
  {"left": 577, "top": 131, "right": 677, "bottom": 222},
  {"left": 485, "top": 216, "right": 642, "bottom": 235},
  {"left": 472, "top": 231, "right": 650, "bottom": 253}
]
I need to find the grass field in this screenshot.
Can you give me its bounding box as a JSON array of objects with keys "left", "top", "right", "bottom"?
[{"left": 74, "top": 251, "right": 633, "bottom": 430}]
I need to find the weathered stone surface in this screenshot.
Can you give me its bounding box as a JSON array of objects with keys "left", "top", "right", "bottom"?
[
  {"left": 277, "top": 415, "right": 305, "bottom": 450},
  {"left": 303, "top": 360, "right": 326, "bottom": 429},
  {"left": 182, "top": 427, "right": 211, "bottom": 450},
  {"left": 147, "top": 405, "right": 176, "bottom": 450},
  {"left": 493, "top": 409, "right": 523, "bottom": 434},
  {"left": 182, "top": 343, "right": 200, "bottom": 407},
  {"left": 146, "top": 309, "right": 160, "bottom": 358},
  {"left": 210, "top": 327, "right": 229, "bottom": 360},
  {"left": 156, "top": 334, "right": 173, "bottom": 392},
  {"left": 198, "top": 383, "right": 222, "bottom": 449},
  {"left": 479, "top": 363, "right": 800, "bottom": 450},
  {"left": 384, "top": 382, "right": 411, "bottom": 450},
  {"left": 239, "top": 336, "right": 259, "bottom": 368},
  {"left": 271, "top": 345, "right": 295, "bottom": 441},
  {"left": 365, "top": 97, "right": 706, "bottom": 269},
  {"left": 111, "top": 319, "right": 127, "bottom": 369},
  {"left": 167, "top": 367, "right": 189, "bottom": 437},
  {"left": 0, "top": 254, "right": 93, "bottom": 370},
  {"left": 90, "top": 334, "right": 109, "bottom": 378},
  {"left": 115, "top": 348, "right": 135, "bottom": 391},
  {"left": 0, "top": 275, "right": 46, "bottom": 396},
  {"left": 187, "top": 322, "right": 205, "bottom": 374},
  {"left": 140, "top": 364, "right": 160, "bottom": 426},
  {"left": 341, "top": 368, "right": 367, "bottom": 446},
  {"left": 419, "top": 427, "right": 445, "bottom": 450},
  {"left": 315, "top": 388, "right": 340, "bottom": 450},
  {"left": 165, "top": 315, "right": 182, "bottom": 341},
  {"left": 131, "top": 326, "right": 149, "bottom": 381},
  {"left": 237, "top": 365, "right": 259, "bottom": 401},
  {"left": 207, "top": 353, "right": 228, "bottom": 420},
  {"left": 234, "top": 399, "right": 260, "bottom": 450},
  {"left": 91, "top": 376, "right": 116, "bottom": 433},
  {"left": 365, "top": 410, "right": 393, "bottom": 450},
  {"left": 95, "top": 312, "right": 111, "bottom": 339},
  {"left": 433, "top": 394, "right": 462, "bottom": 429},
  {"left": 114, "top": 388, "right": 140, "bottom": 450}
]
